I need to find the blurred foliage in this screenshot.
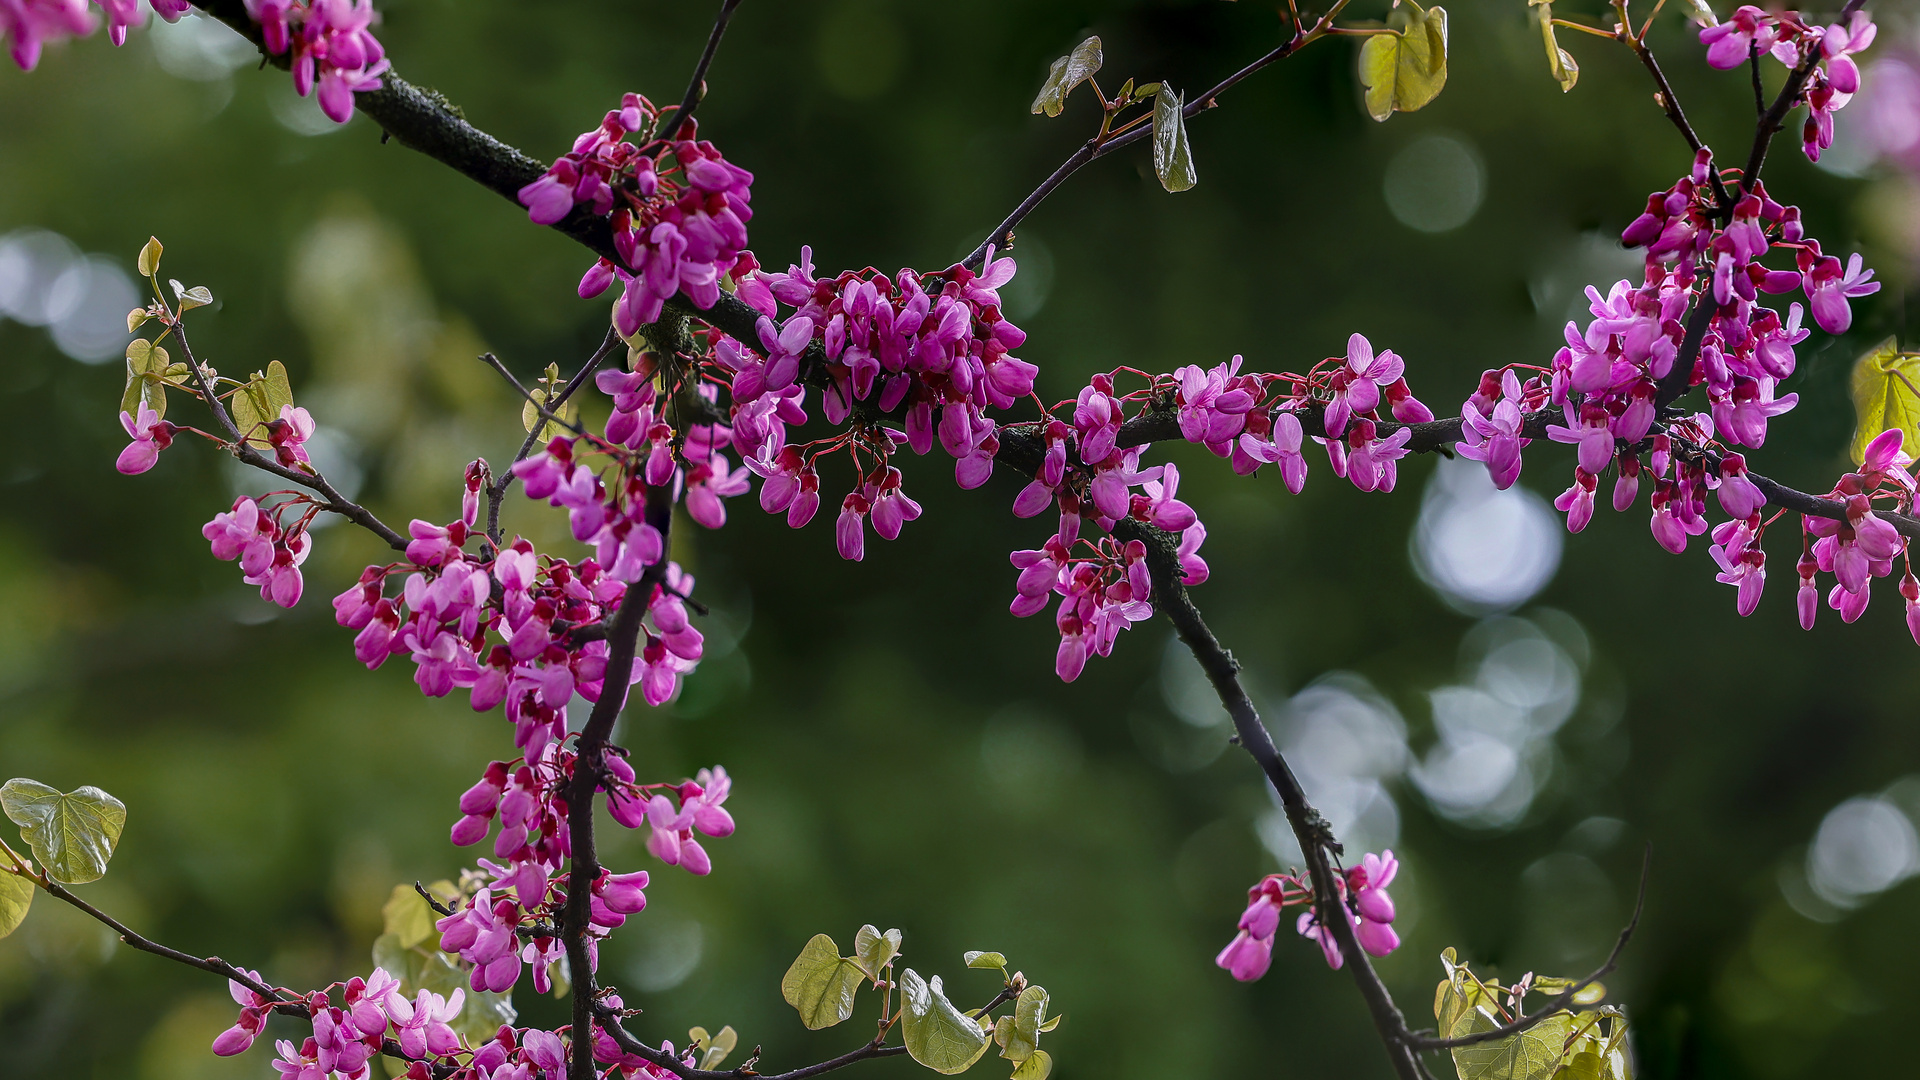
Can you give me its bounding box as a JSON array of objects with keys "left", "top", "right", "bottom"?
[{"left": 1, "top": 2, "right": 1919, "bottom": 1079}]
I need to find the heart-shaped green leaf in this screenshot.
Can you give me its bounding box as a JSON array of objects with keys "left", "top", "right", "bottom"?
[
  {"left": 170, "top": 279, "right": 213, "bottom": 312},
  {"left": 1152, "top": 87, "right": 1196, "bottom": 193},
  {"left": 1449, "top": 1005, "right": 1576, "bottom": 1080},
  {"left": 1359, "top": 3, "right": 1449, "bottom": 122},
  {"left": 0, "top": 869, "right": 31, "bottom": 938},
  {"left": 899, "top": 968, "right": 990, "bottom": 1075},
  {"left": 782, "top": 933, "right": 864, "bottom": 1029},
  {"left": 1010, "top": 1050, "right": 1052, "bottom": 1080},
  {"left": 0, "top": 779, "right": 127, "bottom": 885},
  {"left": 851, "top": 924, "right": 903, "bottom": 984},
  {"left": 963, "top": 950, "right": 1006, "bottom": 971}
]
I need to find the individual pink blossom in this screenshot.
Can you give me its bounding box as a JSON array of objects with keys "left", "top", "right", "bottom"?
[
  {"left": 116, "top": 404, "right": 177, "bottom": 475},
  {"left": 1456, "top": 369, "right": 1529, "bottom": 489},
  {"left": 1323, "top": 333, "right": 1404, "bottom": 438},
  {"left": 1700, "top": 6, "right": 1779, "bottom": 70}
]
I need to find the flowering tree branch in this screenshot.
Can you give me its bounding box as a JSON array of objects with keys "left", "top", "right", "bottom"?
[
  {"left": 484, "top": 328, "right": 623, "bottom": 545},
  {"left": 169, "top": 320, "right": 408, "bottom": 551}
]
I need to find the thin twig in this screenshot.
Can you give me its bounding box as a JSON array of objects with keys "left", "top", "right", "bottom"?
[
  {"left": 23, "top": 872, "right": 454, "bottom": 1076},
  {"left": 480, "top": 352, "right": 588, "bottom": 436},
  {"left": 963, "top": 17, "right": 1321, "bottom": 269},
  {"left": 656, "top": 0, "right": 747, "bottom": 142},
  {"left": 170, "top": 321, "right": 408, "bottom": 551},
  {"left": 1112, "top": 515, "right": 1420, "bottom": 1080},
  {"left": 485, "top": 328, "right": 621, "bottom": 544},
  {"left": 1406, "top": 845, "right": 1650, "bottom": 1051},
  {"left": 1738, "top": 0, "right": 1868, "bottom": 196}
]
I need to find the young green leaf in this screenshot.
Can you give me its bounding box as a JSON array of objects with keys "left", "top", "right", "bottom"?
[
  {"left": 690, "top": 1025, "right": 738, "bottom": 1071},
  {"left": 1450, "top": 1006, "right": 1576, "bottom": 1080},
  {"left": 1009, "top": 1050, "right": 1052, "bottom": 1080},
  {"left": 1132, "top": 81, "right": 1161, "bottom": 102},
  {"left": 0, "top": 869, "right": 31, "bottom": 939},
  {"left": 1535, "top": 4, "right": 1579, "bottom": 92},
  {"left": 1849, "top": 337, "right": 1920, "bottom": 465},
  {"left": 231, "top": 376, "right": 276, "bottom": 448},
  {"left": 963, "top": 950, "right": 1007, "bottom": 971},
  {"left": 898, "top": 968, "right": 991, "bottom": 1074},
  {"left": 781, "top": 933, "right": 864, "bottom": 1029},
  {"left": 0, "top": 779, "right": 127, "bottom": 885},
  {"left": 1030, "top": 36, "right": 1103, "bottom": 117},
  {"left": 1681, "top": 0, "right": 1718, "bottom": 27},
  {"left": 852, "top": 924, "right": 904, "bottom": 983},
  {"left": 382, "top": 883, "right": 436, "bottom": 949},
  {"left": 170, "top": 279, "right": 213, "bottom": 312},
  {"left": 998, "top": 984, "right": 1048, "bottom": 1062},
  {"left": 137, "top": 236, "right": 163, "bottom": 278},
  {"left": 264, "top": 359, "right": 295, "bottom": 415},
  {"left": 127, "top": 308, "right": 148, "bottom": 333},
  {"left": 1531, "top": 975, "right": 1607, "bottom": 1006},
  {"left": 1152, "top": 87, "right": 1196, "bottom": 193},
  {"left": 1358, "top": 4, "right": 1450, "bottom": 122}
]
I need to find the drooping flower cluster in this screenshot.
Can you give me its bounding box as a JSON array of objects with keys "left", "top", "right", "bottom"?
[
  {"left": 242, "top": 0, "right": 390, "bottom": 123},
  {"left": 519, "top": 93, "right": 754, "bottom": 334},
  {"left": 2, "top": 0, "right": 189, "bottom": 70},
  {"left": 203, "top": 494, "right": 315, "bottom": 608},
  {"left": 1215, "top": 850, "right": 1402, "bottom": 981},
  {"left": 1700, "top": 7, "right": 1877, "bottom": 162}
]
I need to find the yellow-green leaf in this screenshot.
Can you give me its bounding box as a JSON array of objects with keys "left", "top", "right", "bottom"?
[
  {"left": 127, "top": 308, "right": 148, "bottom": 333},
  {"left": 899, "top": 968, "right": 991, "bottom": 1075},
  {"left": 264, "top": 360, "right": 295, "bottom": 415},
  {"left": 1152, "top": 87, "right": 1196, "bottom": 193},
  {"left": 382, "top": 884, "right": 435, "bottom": 949},
  {"left": 998, "top": 985, "right": 1048, "bottom": 1062},
  {"left": 1681, "top": 0, "right": 1718, "bottom": 27},
  {"left": 0, "top": 779, "right": 127, "bottom": 885},
  {"left": 1532, "top": 976, "right": 1606, "bottom": 1007},
  {"left": 1849, "top": 337, "right": 1920, "bottom": 465},
  {"left": 1030, "top": 36, "right": 1103, "bottom": 117},
  {"left": 964, "top": 950, "right": 1007, "bottom": 971},
  {"left": 170, "top": 279, "right": 213, "bottom": 312},
  {"left": 0, "top": 869, "right": 31, "bottom": 938},
  {"left": 137, "top": 236, "right": 163, "bottom": 278},
  {"left": 781, "top": 933, "right": 864, "bottom": 1029},
  {"left": 689, "top": 1025, "right": 738, "bottom": 1071},
  {"left": 230, "top": 377, "right": 274, "bottom": 448},
  {"left": 1537, "top": 4, "right": 1579, "bottom": 92},
  {"left": 1010, "top": 1050, "right": 1051, "bottom": 1080},
  {"left": 1358, "top": 4, "right": 1450, "bottom": 122},
  {"left": 1451, "top": 1006, "right": 1577, "bottom": 1080},
  {"left": 851, "top": 924, "right": 903, "bottom": 984}
]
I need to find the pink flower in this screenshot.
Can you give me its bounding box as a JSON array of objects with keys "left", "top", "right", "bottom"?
[
  {"left": 1323, "top": 333, "right": 1404, "bottom": 438},
  {"left": 1802, "top": 251, "right": 1880, "bottom": 335},
  {"left": 116, "top": 404, "right": 177, "bottom": 475},
  {"left": 1700, "top": 6, "right": 1778, "bottom": 70},
  {"left": 1456, "top": 369, "right": 1529, "bottom": 489}
]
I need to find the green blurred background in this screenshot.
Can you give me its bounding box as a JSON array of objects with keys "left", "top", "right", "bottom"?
[{"left": 3, "top": 1, "right": 1919, "bottom": 1077}]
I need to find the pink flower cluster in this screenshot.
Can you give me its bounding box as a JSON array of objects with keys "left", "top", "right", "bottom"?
[
  {"left": 720, "top": 246, "right": 1035, "bottom": 557},
  {"left": 214, "top": 966, "right": 464, "bottom": 1070},
  {"left": 2, "top": 0, "right": 189, "bottom": 71},
  {"left": 1215, "top": 850, "right": 1401, "bottom": 982},
  {"left": 204, "top": 495, "right": 314, "bottom": 608},
  {"left": 519, "top": 93, "right": 754, "bottom": 334},
  {"left": 1700, "top": 8, "right": 1876, "bottom": 161},
  {"left": 1793, "top": 428, "right": 1917, "bottom": 629},
  {"left": 245, "top": 0, "right": 390, "bottom": 124}
]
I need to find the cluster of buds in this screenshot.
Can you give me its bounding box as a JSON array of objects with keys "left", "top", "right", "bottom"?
[
  {"left": 1215, "top": 850, "right": 1402, "bottom": 981},
  {"left": 519, "top": 93, "right": 755, "bottom": 333}
]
